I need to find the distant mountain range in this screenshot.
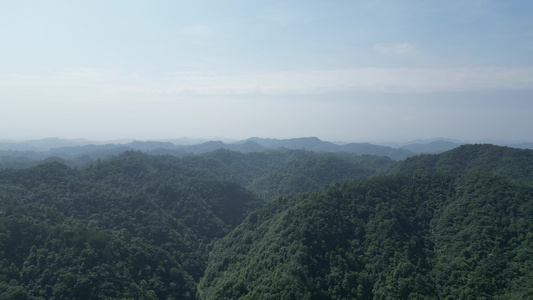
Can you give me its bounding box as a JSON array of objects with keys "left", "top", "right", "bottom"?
[
  {"left": 398, "top": 139, "right": 464, "bottom": 154},
  {"left": 2, "top": 142, "right": 533, "bottom": 298},
  {"left": 1, "top": 137, "right": 533, "bottom": 168}
]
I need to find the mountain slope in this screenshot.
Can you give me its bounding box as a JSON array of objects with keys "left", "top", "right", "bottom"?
[
  {"left": 200, "top": 173, "right": 533, "bottom": 299},
  {"left": 386, "top": 144, "right": 533, "bottom": 181},
  {"left": 399, "top": 139, "right": 462, "bottom": 154},
  {"left": 247, "top": 154, "right": 378, "bottom": 201},
  {"left": 0, "top": 152, "right": 263, "bottom": 299},
  {"left": 0, "top": 137, "right": 414, "bottom": 168},
  {"left": 3, "top": 143, "right": 533, "bottom": 298},
  {"left": 178, "top": 149, "right": 295, "bottom": 186},
  {"left": 179, "top": 149, "right": 393, "bottom": 201},
  {"left": 244, "top": 137, "right": 414, "bottom": 160}
]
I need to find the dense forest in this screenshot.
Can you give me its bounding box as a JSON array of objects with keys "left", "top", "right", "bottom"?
[
  {"left": 201, "top": 173, "right": 533, "bottom": 299},
  {"left": 0, "top": 144, "right": 532, "bottom": 299},
  {"left": 0, "top": 152, "right": 264, "bottom": 299},
  {"left": 0, "top": 137, "right": 413, "bottom": 169}
]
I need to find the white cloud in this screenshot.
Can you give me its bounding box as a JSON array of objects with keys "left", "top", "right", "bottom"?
[
  {"left": 2, "top": 67, "right": 533, "bottom": 101},
  {"left": 135, "top": 67, "right": 533, "bottom": 95},
  {"left": 2, "top": 67, "right": 533, "bottom": 142},
  {"left": 373, "top": 43, "right": 418, "bottom": 54}
]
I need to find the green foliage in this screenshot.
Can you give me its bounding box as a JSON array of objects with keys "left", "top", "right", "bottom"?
[
  {"left": 200, "top": 173, "right": 533, "bottom": 299},
  {"left": 180, "top": 149, "right": 390, "bottom": 201},
  {"left": 179, "top": 149, "right": 290, "bottom": 186},
  {"left": 387, "top": 144, "right": 533, "bottom": 181},
  {"left": 2, "top": 144, "right": 533, "bottom": 299},
  {"left": 248, "top": 152, "right": 385, "bottom": 201},
  {"left": 0, "top": 151, "right": 263, "bottom": 299}
]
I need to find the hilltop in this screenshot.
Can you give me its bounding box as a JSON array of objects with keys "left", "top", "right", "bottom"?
[{"left": 1, "top": 143, "right": 533, "bottom": 298}]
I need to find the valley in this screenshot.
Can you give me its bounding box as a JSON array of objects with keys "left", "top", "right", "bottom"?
[{"left": 0, "top": 140, "right": 532, "bottom": 299}]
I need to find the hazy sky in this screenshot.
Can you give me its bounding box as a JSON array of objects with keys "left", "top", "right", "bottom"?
[{"left": 2, "top": 0, "right": 533, "bottom": 142}]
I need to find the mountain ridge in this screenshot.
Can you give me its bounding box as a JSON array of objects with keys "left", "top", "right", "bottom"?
[{"left": 1, "top": 143, "right": 533, "bottom": 298}]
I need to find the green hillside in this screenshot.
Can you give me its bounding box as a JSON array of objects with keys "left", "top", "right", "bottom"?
[
  {"left": 0, "top": 152, "right": 262, "bottom": 299},
  {"left": 248, "top": 155, "right": 375, "bottom": 201},
  {"left": 179, "top": 149, "right": 391, "bottom": 201},
  {"left": 1, "top": 144, "right": 533, "bottom": 299},
  {"left": 386, "top": 144, "right": 533, "bottom": 181},
  {"left": 200, "top": 173, "right": 533, "bottom": 299}
]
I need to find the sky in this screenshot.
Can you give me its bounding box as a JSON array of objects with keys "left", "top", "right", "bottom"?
[{"left": 1, "top": 0, "right": 533, "bottom": 143}]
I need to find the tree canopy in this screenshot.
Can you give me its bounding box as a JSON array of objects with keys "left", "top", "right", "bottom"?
[{"left": 0, "top": 144, "right": 532, "bottom": 299}]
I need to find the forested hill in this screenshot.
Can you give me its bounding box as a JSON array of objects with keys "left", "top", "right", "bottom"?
[
  {"left": 1, "top": 144, "right": 533, "bottom": 298},
  {"left": 200, "top": 173, "right": 533, "bottom": 299},
  {"left": 0, "top": 152, "right": 263, "bottom": 299},
  {"left": 0, "top": 137, "right": 413, "bottom": 169},
  {"left": 247, "top": 154, "right": 381, "bottom": 201},
  {"left": 179, "top": 149, "right": 392, "bottom": 201},
  {"left": 386, "top": 144, "right": 533, "bottom": 181}
]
